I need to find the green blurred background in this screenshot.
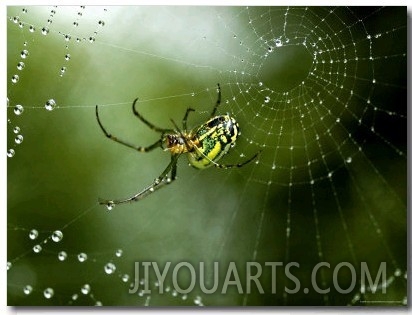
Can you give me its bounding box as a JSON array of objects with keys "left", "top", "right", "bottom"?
[{"left": 7, "top": 6, "right": 407, "bottom": 306}]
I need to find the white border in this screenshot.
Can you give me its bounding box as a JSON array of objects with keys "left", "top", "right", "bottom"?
[{"left": 2, "top": 2, "right": 410, "bottom": 315}]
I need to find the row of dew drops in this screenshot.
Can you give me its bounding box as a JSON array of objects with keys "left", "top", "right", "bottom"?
[
  {"left": 8, "top": 228, "right": 204, "bottom": 306},
  {"left": 8, "top": 6, "right": 106, "bottom": 158},
  {"left": 7, "top": 98, "right": 56, "bottom": 159}
]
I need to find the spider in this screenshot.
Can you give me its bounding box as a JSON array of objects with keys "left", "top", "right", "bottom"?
[{"left": 95, "top": 83, "right": 260, "bottom": 209}]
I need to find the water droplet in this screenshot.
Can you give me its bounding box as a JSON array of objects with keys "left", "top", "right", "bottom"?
[
  {"left": 115, "top": 249, "right": 123, "bottom": 257},
  {"left": 45, "top": 99, "right": 57, "bottom": 111},
  {"left": 41, "top": 27, "right": 49, "bottom": 35},
  {"left": 14, "top": 104, "right": 24, "bottom": 115},
  {"left": 172, "top": 290, "right": 178, "bottom": 297},
  {"left": 275, "top": 38, "right": 283, "bottom": 47},
  {"left": 122, "top": 274, "right": 129, "bottom": 282},
  {"left": 64, "top": 34, "right": 71, "bottom": 41},
  {"left": 77, "top": 252, "right": 88, "bottom": 262},
  {"left": 182, "top": 294, "right": 187, "bottom": 300},
  {"left": 264, "top": 96, "right": 270, "bottom": 103},
  {"left": 73, "top": 21, "right": 79, "bottom": 27},
  {"left": 15, "top": 134, "right": 23, "bottom": 144},
  {"left": 43, "top": 287, "right": 54, "bottom": 299},
  {"left": 268, "top": 46, "right": 273, "bottom": 52},
  {"left": 33, "top": 244, "right": 42, "bottom": 253},
  {"left": 98, "top": 20, "right": 105, "bottom": 26},
  {"left": 346, "top": 157, "right": 352, "bottom": 164},
  {"left": 11, "top": 74, "right": 19, "bottom": 84},
  {"left": 13, "top": 16, "right": 20, "bottom": 24},
  {"left": 17, "top": 62, "right": 25, "bottom": 71},
  {"left": 95, "top": 301, "right": 103, "bottom": 306},
  {"left": 258, "top": 82, "right": 263, "bottom": 87},
  {"left": 23, "top": 285, "right": 33, "bottom": 295},
  {"left": 104, "top": 262, "right": 116, "bottom": 274},
  {"left": 60, "top": 66, "right": 67, "bottom": 76},
  {"left": 22, "top": 8, "right": 28, "bottom": 13},
  {"left": 29, "top": 229, "right": 38, "bottom": 240},
  {"left": 29, "top": 25, "right": 35, "bottom": 32},
  {"left": 58, "top": 251, "right": 67, "bottom": 261},
  {"left": 89, "top": 36, "right": 95, "bottom": 43},
  {"left": 65, "top": 53, "right": 71, "bottom": 61},
  {"left": 106, "top": 202, "right": 114, "bottom": 211},
  {"left": 52, "top": 230, "right": 63, "bottom": 242},
  {"left": 7, "top": 149, "right": 15, "bottom": 158},
  {"left": 81, "top": 284, "right": 91, "bottom": 295},
  {"left": 194, "top": 295, "right": 202, "bottom": 305},
  {"left": 7, "top": 261, "right": 12, "bottom": 270},
  {"left": 72, "top": 294, "right": 78, "bottom": 300},
  {"left": 20, "top": 49, "right": 29, "bottom": 59},
  {"left": 328, "top": 172, "right": 332, "bottom": 178}
]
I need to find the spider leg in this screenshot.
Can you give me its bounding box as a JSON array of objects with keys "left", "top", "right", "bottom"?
[
  {"left": 209, "top": 83, "right": 221, "bottom": 118},
  {"left": 182, "top": 107, "right": 195, "bottom": 131},
  {"left": 212, "top": 150, "right": 261, "bottom": 169},
  {"left": 98, "top": 154, "right": 179, "bottom": 206},
  {"left": 193, "top": 145, "right": 261, "bottom": 169},
  {"left": 132, "top": 98, "right": 174, "bottom": 133},
  {"left": 96, "top": 105, "right": 163, "bottom": 152}
]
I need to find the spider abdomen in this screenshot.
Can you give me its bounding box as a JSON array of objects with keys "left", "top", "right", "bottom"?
[{"left": 188, "top": 115, "right": 239, "bottom": 169}]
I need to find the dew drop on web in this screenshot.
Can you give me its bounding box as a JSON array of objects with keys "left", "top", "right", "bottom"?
[
  {"left": 41, "top": 27, "right": 49, "bottom": 35},
  {"left": 81, "top": 284, "right": 91, "bottom": 295},
  {"left": 17, "top": 62, "right": 25, "bottom": 70},
  {"left": 7, "top": 149, "right": 15, "bottom": 158},
  {"left": 14, "top": 104, "right": 24, "bottom": 115},
  {"left": 23, "top": 285, "right": 33, "bottom": 295},
  {"left": 11, "top": 74, "right": 19, "bottom": 84},
  {"left": 104, "top": 262, "right": 116, "bottom": 274},
  {"left": 52, "top": 230, "right": 63, "bottom": 242},
  {"left": 15, "top": 135, "right": 23, "bottom": 144},
  {"left": 58, "top": 251, "right": 67, "bottom": 261},
  {"left": 45, "top": 99, "right": 57, "bottom": 111},
  {"left": 77, "top": 252, "right": 88, "bottom": 262},
  {"left": 43, "top": 287, "right": 54, "bottom": 299},
  {"left": 33, "top": 244, "right": 42, "bottom": 253},
  {"left": 29, "top": 229, "right": 38, "bottom": 240},
  {"left": 20, "top": 50, "right": 29, "bottom": 59}
]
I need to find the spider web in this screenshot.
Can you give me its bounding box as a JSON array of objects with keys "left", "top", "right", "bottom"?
[{"left": 6, "top": 5, "right": 407, "bottom": 307}]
